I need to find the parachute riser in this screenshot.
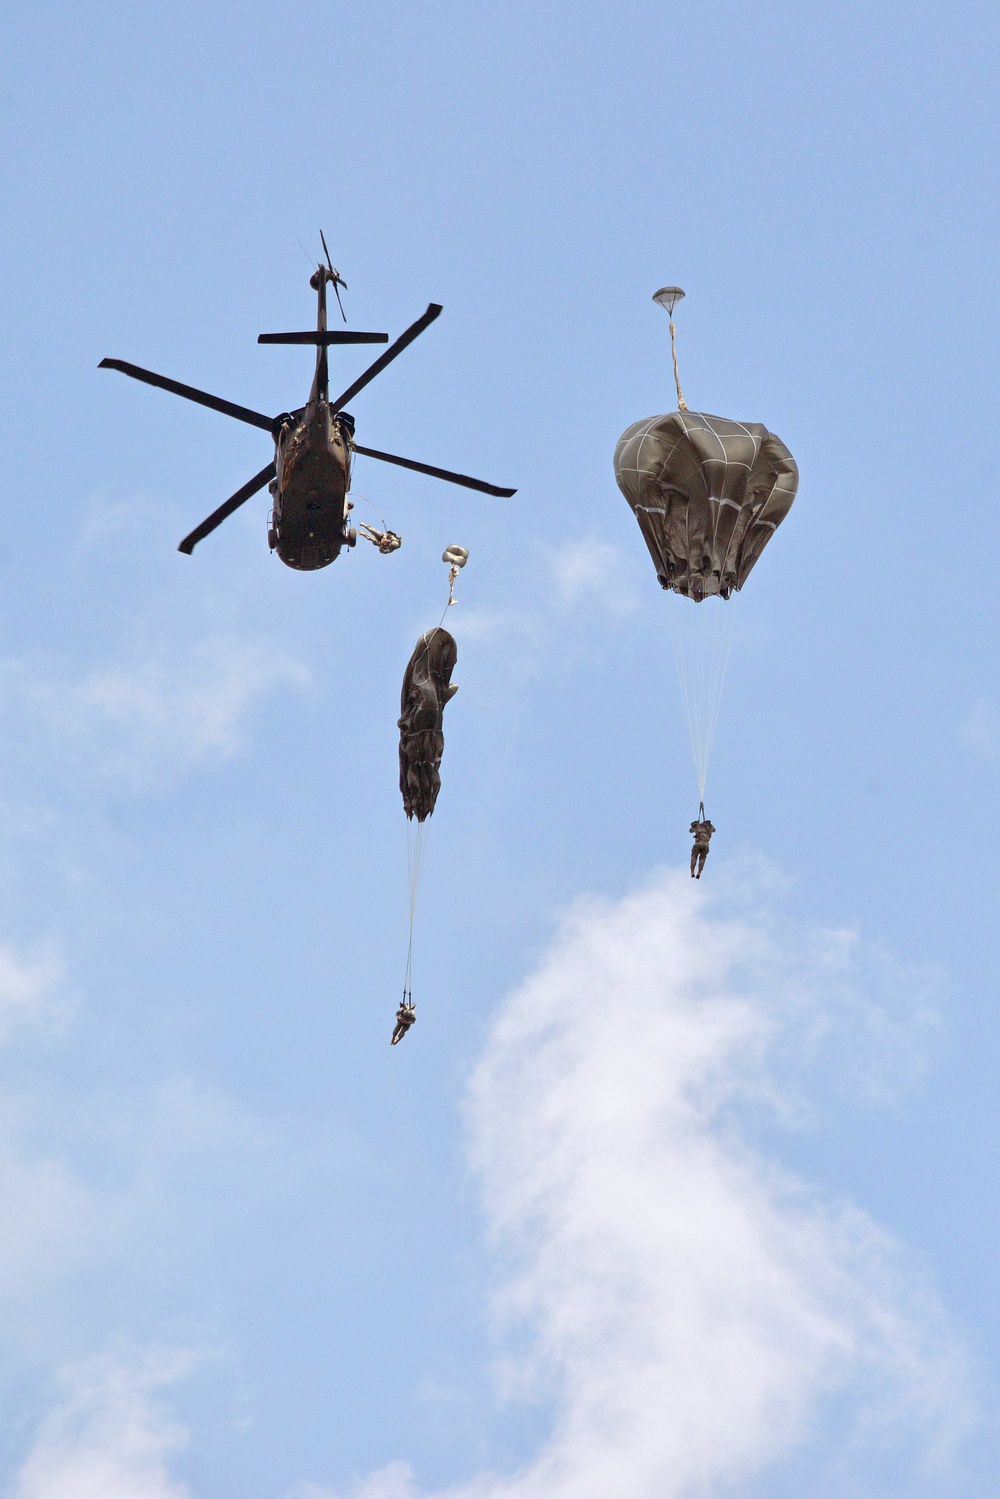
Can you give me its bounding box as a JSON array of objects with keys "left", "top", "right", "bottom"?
[
  {"left": 668, "top": 319, "right": 688, "bottom": 412},
  {"left": 652, "top": 286, "right": 689, "bottom": 413},
  {"left": 670, "top": 594, "right": 738, "bottom": 805}
]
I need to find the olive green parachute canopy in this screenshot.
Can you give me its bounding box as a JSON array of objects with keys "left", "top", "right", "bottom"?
[
  {"left": 614, "top": 410, "right": 798, "bottom": 600},
  {"left": 398, "top": 627, "right": 458, "bottom": 823}
]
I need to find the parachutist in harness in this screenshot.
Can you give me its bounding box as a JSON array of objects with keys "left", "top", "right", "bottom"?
[
  {"left": 391, "top": 998, "right": 416, "bottom": 1045},
  {"left": 689, "top": 806, "right": 715, "bottom": 879},
  {"left": 615, "top": 286, "right": 800, "bottom": 847},
  {"left": 358, "top": 522, "right": 402, "bottom": 554}
]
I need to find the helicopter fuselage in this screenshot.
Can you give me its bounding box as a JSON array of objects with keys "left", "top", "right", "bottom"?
[
  {"left": 269, "top": 400, "right": 356, "bottom": 570},
  {"left": 100, "top": 251, "right": 516, "bottom": 563}
]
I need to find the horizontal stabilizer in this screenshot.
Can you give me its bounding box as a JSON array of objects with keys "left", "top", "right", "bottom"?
[{"left": 257, "top": 331, "right": 389, "bottom": 345}]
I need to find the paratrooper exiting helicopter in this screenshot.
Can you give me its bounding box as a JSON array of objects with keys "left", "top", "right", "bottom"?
[{"left": 100, "top": 236, "right": 516, "bottom": 569}]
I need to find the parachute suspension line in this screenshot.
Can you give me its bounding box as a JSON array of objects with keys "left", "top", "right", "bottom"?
[
  {"left": 403, "top": 816, "right": 430, "bottom": 1003},
  {"left": 438, "top": 544, "right": 469, "bottom": 627},
  {"left": 653, "top": 286, "right": 689, "bottom": 412},
  {"left": 670, "top": 598, "right": 737, "bottom": 804},
  {"left": 436, "top": 578, "right": 455, "bottom": 631},
  {"left": 668, "top": 318, "right": 689, "bottom": 413},
  {"left": 355, "top": 491, "right": 391, "bottom": 535}
]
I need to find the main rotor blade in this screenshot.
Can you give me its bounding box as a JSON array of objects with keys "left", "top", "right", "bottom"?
[
  {"left": 257, "top": 331, "right": 388, "bottom": 345},
  {"left": 329, "top": 304, "right": 443, "bottom": 412},
  {"left": 353, "top": 443, "right": 516, "bottom": 497},
  {"left": 178, "top": 461, "right": 276, "bottom": 555},
  {"left": 99, "top": 359, "right": 274, "bottom": 432}
]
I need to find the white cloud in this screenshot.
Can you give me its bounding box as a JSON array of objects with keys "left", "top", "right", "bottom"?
[
  {"left": 76, "top": 495, "right": 168, "bottom": 547},
  {"left": 318, "top": 867, "right": 971, "bottom": 1499},
  {"left": 547, "top": 537, "right": 640, "bottom": 616},
  {"left": 0, "top": 634, "right": 308, "bottom": 789},
  {"left": 0, "top": 955, "right": 286, "bottom": 1347},
  {"left": 961, "top": 693, "right": 1000, "bottom": 758},
  {"left": 0, "top": 1074, "right": 273, "bottom": 1345},
  {"left": 0, "top": 949, "right": 114, "bottom": 1323},
  {"left": 0, "top": 1148, "right": 110, "bottom": 1309},
  {"left": 0, "top": 946, "right": 64, "bottom": 1045},
  {"left": 294, "top": 1465, "right": 419, "bottom": 1499},
  {"left": 455, "top": 538, "right": 641, "bottom": 681},
  {"left": 2, "top": 868, "right": 972, "bottom": 1499},
  {"left": 12, "top": 1349, "right": 195, "bottom": 1499}
]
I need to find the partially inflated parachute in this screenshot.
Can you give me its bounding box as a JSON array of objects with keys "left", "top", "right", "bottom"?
[
  {"left": 398, "top": 626, "right": 458, "bottom": 823},
  {"left": 614, "top": 410, "right": 798, "bottom": 601}
]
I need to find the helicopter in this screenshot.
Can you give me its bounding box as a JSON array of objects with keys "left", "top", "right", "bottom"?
[{"left": 99, "top": 237, "right": 517, "bottom": 569}]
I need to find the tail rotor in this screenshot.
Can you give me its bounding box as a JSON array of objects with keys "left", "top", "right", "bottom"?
[{"left": 319, "top": 230, "right": 348, "bottom": 322}]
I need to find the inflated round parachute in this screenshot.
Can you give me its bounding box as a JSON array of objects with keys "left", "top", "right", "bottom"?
[{"left": 614, "top": 410, "right": 798, "bottom": 600}]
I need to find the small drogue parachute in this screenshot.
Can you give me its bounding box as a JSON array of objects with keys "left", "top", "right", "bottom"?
[
  {"left": 398, "top": 626, "right": 458, "bottom": 823},
  {"left": 615, "top": 289, "right": 799, "bottom": 821}
]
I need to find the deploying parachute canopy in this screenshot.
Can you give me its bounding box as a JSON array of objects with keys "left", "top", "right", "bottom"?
[
  {"left": 398, "top": 627, "right": 458, "bottom": 823},
  {"left": 614, "top": 410, "right": 798, "bottom": 601},
  {"left": 394, "top": 552, "right": 468, "bottom": 1043}
]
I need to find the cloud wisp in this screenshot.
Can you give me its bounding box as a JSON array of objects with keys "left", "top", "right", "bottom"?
[
  {"left": 0, "top": 946, "right": 64, "bottom": 1046},
  {"left": 12, "top": 1348, "right": 195, "bottom": 1499},
  {"left": 961, "top": 693, "right": 1000, "bottom": 759},
  {"left": 455, "top": 537, "right": 641, "bottom": 676},
  {"left": 0, "top": 634, "right": 308, "bottom": 791}
]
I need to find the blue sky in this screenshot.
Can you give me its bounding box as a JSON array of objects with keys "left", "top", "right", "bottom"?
[{"left": 1, "top": 1, "right": 999, "bottom": 1494}]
